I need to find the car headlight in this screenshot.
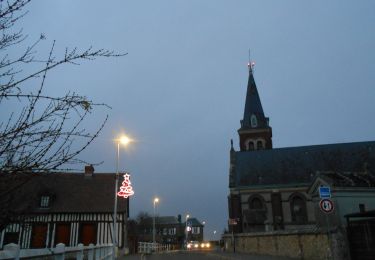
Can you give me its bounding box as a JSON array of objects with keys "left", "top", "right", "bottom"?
[
  {"left": 194, "top": 244, "right": 198, "bottom": 248},
  {"left": 200, "top": 243, "right": 205, "bottom": 248},
  {"left": 206, "top": 243, "right": 210, "bottom": 248},
  {"left": 187, "top": 244, "right": 191, "bottom": 248}
]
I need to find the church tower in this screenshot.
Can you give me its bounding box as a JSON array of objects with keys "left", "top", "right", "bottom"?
[{"left": 238, "top": 63, "right": 272, "bottom": 151}]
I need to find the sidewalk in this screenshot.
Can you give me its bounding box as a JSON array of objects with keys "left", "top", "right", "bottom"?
[
  {"left": 117, "top": 250, "right": 296, "bottom": 260},
  {"left": 207, "top": 251, "right": 295, "bottom": 260}
]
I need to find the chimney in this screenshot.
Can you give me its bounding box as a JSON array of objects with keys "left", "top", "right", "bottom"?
[{"left": 84, "top": 165, "right": 94, "bottom": 177}]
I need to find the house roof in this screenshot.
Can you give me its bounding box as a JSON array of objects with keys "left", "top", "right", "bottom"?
[
  {"left": 12, "top": 172, "right": 127, "bottom": 213},
  {"left": 233, "top": 141, "right": 375, "bottom": 188},
  {"left": 139, "top": 216, "right": 180, "bottom": 226},
  {"left": 315, "top": 171, "right": 375, "bottom": 188},
  {"left": 345, "top": 209, "right": 375, "bottom": 218},
  {"left": 185, "top": 217, "right": 204, "bottom": 227}
]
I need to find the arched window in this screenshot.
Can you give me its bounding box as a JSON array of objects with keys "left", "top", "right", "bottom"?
[
  {"left": 248, "top": 142, "right": 254, "bottom": 151},
  {"left": 257, "top": 140, "right": 264, "bottom": 150},
  {"left": 290, "top": 195, "right": 307, "bottom": 223},
  {"left": 250, "top": 114, "right": 258, "bottom": 127},
  {"left": 246, "top": 195, "right": 267, "bottom": 232},
  {"left": 249, "top": 197, "right": 263, "bottom": 210}
]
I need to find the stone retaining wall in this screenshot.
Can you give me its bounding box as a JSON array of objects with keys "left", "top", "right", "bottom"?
[{"left": 222, "top": 229, "right": 349, "bottom": 260}]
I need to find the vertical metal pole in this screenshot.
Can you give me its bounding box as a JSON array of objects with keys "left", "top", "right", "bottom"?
[
  {"left": 153, "top": 201, "right": 156, "bottom": 247},
  {"left": 185, "top": 217, "right": 188, "bottom": 246},
  {"left": 325, "top": 214, "right": 334, "bottom": 260},
  {"left": 124, "top": 198, "right": 129, "bottom": 254},
  {"left": 232, "top": 229, "right": 235, "bottom": 253},
  {"left": 113, "top": 142, "right": 119, "bottom": 259}
]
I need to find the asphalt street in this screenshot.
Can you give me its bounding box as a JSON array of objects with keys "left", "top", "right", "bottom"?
[{"left": 118, "top": 250, "right": 295, "bottom": 260}]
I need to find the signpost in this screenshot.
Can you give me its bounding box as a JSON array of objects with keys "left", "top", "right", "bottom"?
[
  {"left": 228, "top": 218, "right": 238, "bottom": 253},
  {"left": 318, "top": 186, "right": 334, "bottom": 259},
  {"left": 319, "top": 186, "right": 331, "bottom": 199},
  {"left": 319, "top": 199, "right": 334, "bottom": 213}
]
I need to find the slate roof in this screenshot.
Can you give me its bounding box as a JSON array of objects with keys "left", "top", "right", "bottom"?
[
  {"left": 184, "top": 217, "right": 204, "bottom": 227},
  {"left": 241, "top": 68, "right": 268, "bottom": 129},
  {"left": 232, "top": 141, "right": 375, "bottom": 188},
  {"left": 316, "top": 171, "right": 375, "bottom": 188},
  {"left": 139, "top": 216, "right": 180, "bottom": 225},
  {"left": 12, "top": 172, "right": 126, "bottom": 213}
]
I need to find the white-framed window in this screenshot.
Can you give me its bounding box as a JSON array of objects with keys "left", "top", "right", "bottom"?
[
  {"left": 168, "top": 228, "right": 176, "bottom": 235},
  {"left": 192, "top": 227, "right": 200, "bottom": 234},
  {"left": 245, "top": 139, "right": 255, "bottom": 151},
  {"left": 40, "top": 196, "right": 50, "bottom": 208},
  {"left": 163, "top": 228, "right": 167, "bottom": 235}
]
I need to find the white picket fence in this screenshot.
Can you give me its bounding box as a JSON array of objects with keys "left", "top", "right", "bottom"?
[
  {"left": 138, "top": 242, "right": 171, "bottom": 254},
  {"left": 0, "top": 243, "right": 114, "bottom": 260}
]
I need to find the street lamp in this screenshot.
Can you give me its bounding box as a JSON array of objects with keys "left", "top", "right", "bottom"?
[
  {"left": 153, "top": 197, "right": 159, "bottom": 249},
  {"left": 185, "top": 214, "right": 190, "bottom": 246},
  {"left": 113, "top": 135, "right": 131, "bottom": 257}
]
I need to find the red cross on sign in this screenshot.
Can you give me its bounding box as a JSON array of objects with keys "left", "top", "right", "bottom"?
[{"left": 319, "top": 199, "right": 334, "bottom": 213}]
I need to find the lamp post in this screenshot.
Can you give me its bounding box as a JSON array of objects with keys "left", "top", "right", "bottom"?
[
  {"left": 185, "top": 214, "right": 190, "bottom": 247},
  {"left": 113, "top": 135, "right": 130, "bottom": 258},
  {"left": 153, "top": 197, "right": 159, "bottom": 249}
]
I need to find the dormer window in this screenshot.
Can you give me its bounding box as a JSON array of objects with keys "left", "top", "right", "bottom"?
[
  {"left": 40, "top": 195, "right": 50, "bottom": 208},
  {"left": 250, "top": 114, "right": 258, "bottom": 127}
]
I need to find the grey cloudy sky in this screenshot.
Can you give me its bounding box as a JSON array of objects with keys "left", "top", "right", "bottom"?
[{"left": 21, "top": 1, "right": 375, "bottom": 240}]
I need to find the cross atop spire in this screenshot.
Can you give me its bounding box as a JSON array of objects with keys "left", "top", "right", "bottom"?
[{"left": 247, "top": 49, "right": 255, "bottom": 73}]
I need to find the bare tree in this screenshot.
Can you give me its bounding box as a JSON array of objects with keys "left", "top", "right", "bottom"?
[{"left": 0, "top": 0, "right": 126, "bottom": 231}]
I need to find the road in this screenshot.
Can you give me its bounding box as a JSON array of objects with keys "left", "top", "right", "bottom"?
[{"left": 118, "top": 250, "right": 295, "bottom": 260}]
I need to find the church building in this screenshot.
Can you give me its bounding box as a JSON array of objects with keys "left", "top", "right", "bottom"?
[{"left": 227, "top": 62, "right": 375, "bottom": 237}]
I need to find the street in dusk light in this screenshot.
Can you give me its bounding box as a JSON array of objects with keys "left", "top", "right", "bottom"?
[{"left": 1, "top": 1, "right": 375, "bottom": 260}]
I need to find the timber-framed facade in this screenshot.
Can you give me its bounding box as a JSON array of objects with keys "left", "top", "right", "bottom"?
[{"left": 1, "top": 166, "right": 129, "bottom": 249}]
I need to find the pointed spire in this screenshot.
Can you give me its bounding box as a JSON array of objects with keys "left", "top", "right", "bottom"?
[
  {"left": 241, "top": 61, "right": 267, "bottom": 129},
  {"left": 237, "top": 57, "right": 273, "bottom": 151}
]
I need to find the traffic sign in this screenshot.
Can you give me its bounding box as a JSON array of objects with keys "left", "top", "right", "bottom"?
[
  {"left": 228, "top": 218, "right": 238, "bottom": 225},
  {"left": 319, "top": 186, "right": 331, "bottom": 198},
  {"left": 319, "top": 199, "right": 334, "bottom": 213}
]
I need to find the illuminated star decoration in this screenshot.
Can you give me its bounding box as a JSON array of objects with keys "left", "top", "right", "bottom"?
[{"left": 117, "top": 173, "right": 135, "bottom": 198}]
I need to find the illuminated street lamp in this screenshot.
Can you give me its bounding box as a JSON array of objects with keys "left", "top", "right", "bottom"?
[
  {"left": 185, "top": 214, "right": 190, "bottom": 246},
  {"left": 113, "top": 135, "right": 131, "bottom": 257},
  {"left": 153, "top": 197, "right": 159, "bottom": 248}
]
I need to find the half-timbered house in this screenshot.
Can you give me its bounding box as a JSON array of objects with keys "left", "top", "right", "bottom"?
[{"left": 0, "top": 166, "right": 129, "bottom": 249}]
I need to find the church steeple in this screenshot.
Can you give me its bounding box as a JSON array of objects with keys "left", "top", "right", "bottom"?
[{"left": 238, "top": 62, "right": 272, "bottom": 151}]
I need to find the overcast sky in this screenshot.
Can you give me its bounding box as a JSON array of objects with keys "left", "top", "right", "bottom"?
[{"left": 20, "top": 1, "right": 375, "bottom": 240}]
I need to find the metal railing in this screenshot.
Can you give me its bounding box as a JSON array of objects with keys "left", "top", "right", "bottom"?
[
  {"left": 138, "top": 242, "right": 171, "bottom": 254},
  {"left": 0, "top": 242, "right": 114, "bottom": 260}
]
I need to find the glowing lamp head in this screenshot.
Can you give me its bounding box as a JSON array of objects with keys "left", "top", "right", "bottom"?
[
  {"left": 119, "top": 135, "right": 130, "bottom": 145},
  {"left": 154, "top": 197, "right": 159, "bottom": 203}
]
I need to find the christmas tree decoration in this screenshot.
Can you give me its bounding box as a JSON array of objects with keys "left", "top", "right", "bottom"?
[{"left": 117, "top": 173, "right": 135, "bottom": 198}]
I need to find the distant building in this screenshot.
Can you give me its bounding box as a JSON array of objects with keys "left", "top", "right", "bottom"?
[
  {"left": 0, "top": 166, "right": 129, "bottom": 250},
  {"left": 136, "top": 215, "right": 204, "bottom": 248},
  {"left": 226, "top": 64, "right": 375, "bottom": 259},
  {"left": 185, "top": 218, "right": 204, "bottom": 242},
  {"left": 137, "top": 216, "right": 183, "bottom": 246}
]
